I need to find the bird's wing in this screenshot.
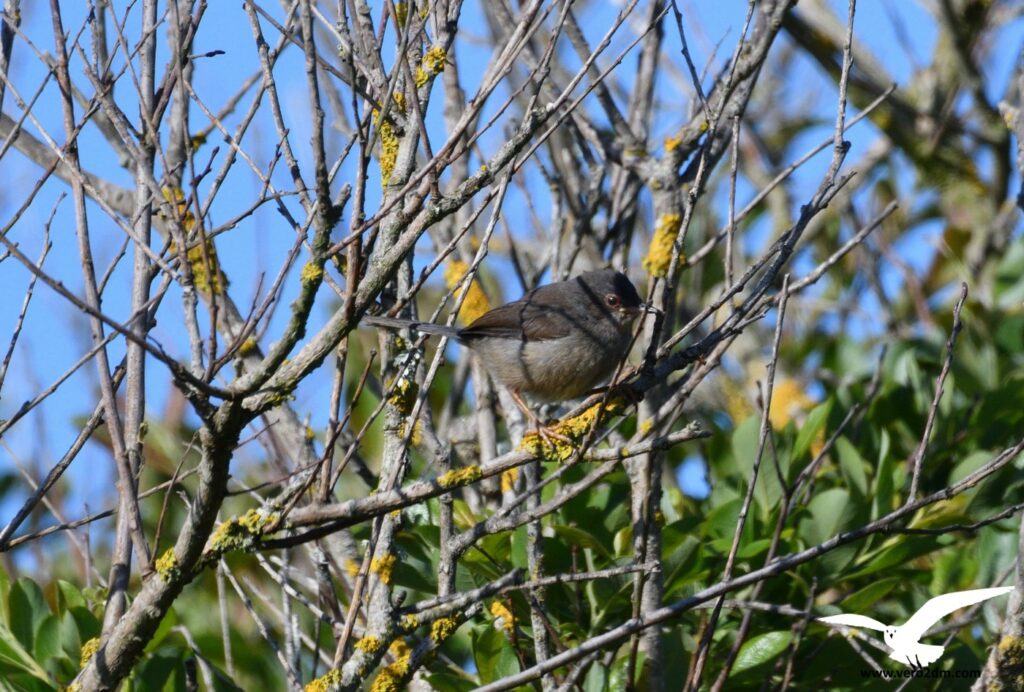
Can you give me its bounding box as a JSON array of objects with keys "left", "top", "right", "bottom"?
[
  {"left": 818, "top": 613, "right": 888, "bottom": 631},
  {"left": 460, "top": 290, "right": 574, "bottom": 342},
  {"left": 900, "top": 587, "right": 1014, "bottom": 641}
]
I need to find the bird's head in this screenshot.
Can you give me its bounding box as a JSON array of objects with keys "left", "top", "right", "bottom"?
[{"left": 578, "top": 269, "right": 661, "bottom": 326}]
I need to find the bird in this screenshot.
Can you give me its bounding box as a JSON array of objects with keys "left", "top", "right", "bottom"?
[
  {"left": 363, "top": 268, "right": 659, "bottom": 440},
  {"left": 818, "top": 586, "right": 1013, "bottom": 668}
]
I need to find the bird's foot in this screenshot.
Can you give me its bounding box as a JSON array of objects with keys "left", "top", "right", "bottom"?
[
  {"left": 533, "top": 419, "right": 574, "bottom": 447},
  {"left": 518, "top": 415, "right": 577, "bottom": 460}
]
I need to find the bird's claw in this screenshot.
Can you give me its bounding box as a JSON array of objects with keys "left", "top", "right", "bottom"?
[{"left": 533, "top": 420, "right": 574, "bottom": 448}]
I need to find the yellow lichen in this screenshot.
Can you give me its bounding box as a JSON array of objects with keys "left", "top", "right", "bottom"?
[
  {"left": 354, "top": 635, "right": 382, "bottom": 654},
  {"left": 161, "top": 187, "right": 196, "bottom": 232},
  {"left": 414, "top": 46, "right": 446, "bottom": 89},
  {"left": 992, "top": 635, "right": 1024, "bottom": 692},
  {"left": 370, "top": 554, "right": 397, "bottom": 585},
  {"left": 444, "top": 259, "right": 490, "bottom": 324},
  {"left": 344, "top": 559, "right": 360, "bottom": 577},
  {"left": 371, "top": 639, "right": 412, "bottom": 692},
  {"left": 430, "top": 616, "right": 458, "bottom": 642},
  {"left": 300, "top": 261, "right": 324, "bottom": 284},
  {"left": 168, "top": 233, "right": 227, "bottom": 295},
  {"left": 378, "top": 116, "right": 399, "bottom": 186},
  {"left": 409, "top": 419, "right": 423, "bottom": 447},
  {"left": 638, "top": 420, "right": 654, "bottom": 436},
  {"left": 237, "top": 337, "right": 258, "bottom": 357},
  {"left": 389, "top": 638, "right": 411, "bottom": 658},
  {"left": 391, "top": 91, "right": 406, "bottom": 114},
  {"left": 207, "top": 509, "right": 277, "bottom": 554},
  {"left": 642, "top": 213, "right": 684, "bottom": 278},
  {"left": 400, "top": 613, "right": 419, "bottom": 631},
  {"left": 394, "top": 2, "right": 408, "bottom": 26},
  {"left": 664, "top": 133, "right": 683, "bottom": 152},
  {"left": 437, "top": 465, "right": 482, "bottom": 488},
  {"left": 305, "top": 425, "right": 316, "bottom": 441},
  {"left": 489, "top": 600, "right": 515, "bottom": 634},
  {"left": 415, "top": 66, "right": 429, "bottom": 89},
  {"left": 304, "top": 668, "right": 342, "bottom": 692},
  {"left": 155, "top": 549, "right": 180, "bottom": 582},
  {"left": 423, "top": 45, "right": 446, "bottom": 74},
  {"left": 500, "top": 467, "right": 519, "bottom": 493},
  {"left": 79, "top": 637, "right": 100, "bottom": 668},
  {"left": 190, "top": 132, "right": 207, "bottom": 152},
  {"left": 387, "top": 378, "right": 419, "bottom": 416},
  {"left": 518, "top": 399, "right": 628, "bottom": 460}
]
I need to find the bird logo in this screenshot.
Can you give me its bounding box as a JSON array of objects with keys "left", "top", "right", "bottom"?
[{"left": 818, "top": 586, "right": 1013, "bottom": 668}]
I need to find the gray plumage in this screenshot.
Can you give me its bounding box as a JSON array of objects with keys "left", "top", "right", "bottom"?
[{"left": 363, "top": 269, "right": 651, "bottom": 402}]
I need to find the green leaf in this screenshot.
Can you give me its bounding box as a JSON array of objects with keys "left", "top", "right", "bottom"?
[
  {"left": 0, "top": 623, "right": 52, "bottom": 684},
  {"left": 0, "top": 568, "right": 10, "bottom": 628},
  {"left": 846, "top": 536, "right": 943, "bottom": 580},
  {"left": 872, "top": 430, "right": 894, "bottom": 519},
  {"left": 58, "top": 611, "right": 81, "bottom": 664},
  {"left": 839, "top": 577, "right": 901, "bottom": 612},
  {"left": 800, "top": 488, "right": 852, "bottom": 545},
  {"left": 511, "top": 526, "right": 529, "bottom": 569},
  {"left": 730, "top": 416, "right": 761, "bottom": 484},
  {"left": 949, "top": 450, "right": 993, "bottom": 486},
  {"left": 32, "top": 616, "right": 60, "bottom": 666},
  {"left": 702, "top": 499, "right": 742, "bottom": 540},
  {"left": 793, "top": 399, "right": 833, "bottom": 461},
  {"left": 550, "top": 525, "right": 613, "bottom": 560},
  {"left": 608, "top": 651, "right": 645, "bottom": 690},
  {"left": 9, "top": 578, "right": 50, "bottom": 652},
  {"left": 134, "top": 650, "right": 180, "bottom": 691},
  {"left": 472, "top": 626, "right": 519, "bottom": 684},
  {"left": 55, "top": 582, "right": 86, "bottom": 617},
  {"left": 426, "top": 672, "right": 477, "bottom": 692},
  {"left": 583, "top": 661, "right": 608, "bottom": 692},
  {"left": 143, "top": 608, "right": 178, "bottom": 655},
  {"left": 835, "top": 436, "right": 868, "bottom": 496},
  {"left": 66, "top": 606, "right": 100, "bottom": 648},
  {"left": 736, "top": 538, "right": 774, "bottom": 560},
  {"left": 731, "top": 630, "right": 791, "bottom": 676}
]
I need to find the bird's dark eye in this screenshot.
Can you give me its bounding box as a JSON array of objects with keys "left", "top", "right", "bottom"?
[{"left": 606, "top": 294, "right": 620, "bottom": 307}]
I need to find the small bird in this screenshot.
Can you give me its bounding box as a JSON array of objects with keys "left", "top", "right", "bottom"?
[
  {"left": 818, "top": 586, "right": 1013, "bottom": 668},
  {"left": 364, "top": 269, "right": 658, "bottom": 438}
]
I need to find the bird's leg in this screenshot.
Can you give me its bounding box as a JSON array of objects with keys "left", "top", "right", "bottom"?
[{"left": 509, "top": 388, "right": 573, "bottom": 447}]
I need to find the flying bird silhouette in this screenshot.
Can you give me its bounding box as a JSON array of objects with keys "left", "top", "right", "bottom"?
[{"left": 818, "top": 586, "right": 1013, "bottom": 667}]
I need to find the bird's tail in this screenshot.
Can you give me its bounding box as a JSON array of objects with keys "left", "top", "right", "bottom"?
[{"left": 362, "top": 314, "right": 461, "bottom": 339}]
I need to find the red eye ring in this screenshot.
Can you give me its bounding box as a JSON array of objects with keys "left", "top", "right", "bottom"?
[{"left": 606, "top": 294, "right": 620, "bottom": 307}]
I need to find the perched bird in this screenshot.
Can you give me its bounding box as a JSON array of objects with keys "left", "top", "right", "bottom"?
[
  {"left": 818, "top": 586, "right": 1013, "bottom": 668},
  {"left": 364, "top": 269, "right": 658, "bottom": 438}
]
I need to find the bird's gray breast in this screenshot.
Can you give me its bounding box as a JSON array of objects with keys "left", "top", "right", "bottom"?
[{"left": 471, "top": 324, "right": 632, "bottom": 401}]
